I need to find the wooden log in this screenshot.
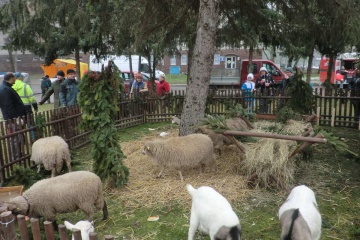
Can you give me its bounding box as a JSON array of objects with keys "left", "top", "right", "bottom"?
[
  {"left": 58, "top": 224, "right": 69, "bottom": 240},
  {"left": 225, "top": 135, "right": 245, "bottom": 153},
  {"left": 302, "top": 127, "right": 314, "bottom": 137},
  {"left": 30, "top": 218, "right": 41, "bottom": 240},
  {"left": 44, "top": 221, "right": 55, "bottom": 240},
  {"left": 89, "top": 232, "right": 98, "bottom": 240},
  {"left": 289, "top": 134, "right": 324, "bottom": 158},
  {"left": 0, "top": 211, "right": 17, "bottom": 240},
  {"left": 240, "top": 116, "right": 254, "bottom": 129},
  {"left": 305, "top": 114, "right": 318, "bottom": 124},
  {"left": 17, "top": 215, "right": 29, "bottom": 240},
  {"left": 73, "top": 228, "right": 82, "bottom": 240},
  {"left": 224, "top": 131, "right": 327, "bottom": 143},
  {"left": 0, "top": 206, "right": 8, "bottom": 239}
]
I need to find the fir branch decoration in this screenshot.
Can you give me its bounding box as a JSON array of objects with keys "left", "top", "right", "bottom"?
[
  {"left": 34, "top": 113, "right": 46, "bottom": 138},
  {"left": 78, "top": 61, "right": 129, "bottom": 188}
]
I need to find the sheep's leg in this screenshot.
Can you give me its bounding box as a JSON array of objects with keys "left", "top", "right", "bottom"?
[
  {"left": 51, "top": 168, "right": 56, "bottom": 178},
  {"left": 178, "top": 170, "right": 184, "bottom": 182},
  {"left": 37, "top": 164, "right": 41, "bottom": 173},
  {"left": 156, "top": 167, "right": 164, "bottom": 178},
  {"left": 65, "top": 159, "right": 72, "bottom": 172},
  {"left": 79, "top": 204, "right": 95, "bottom": 221},
  {"left": 188, "top": 214, "right": 199, "bottom": 240}
]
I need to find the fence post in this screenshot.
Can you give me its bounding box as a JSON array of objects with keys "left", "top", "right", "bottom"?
[
  {"left": 316, "top": 107, "right": 320, "bottom": 126},
  {"left": 44, "top": 221, "right": 55, "bottom": 240},
  {"left": 0, "top": 206, "right": 8, "bottom": 239},
  {"left": 58, "top": 224, "right": 69, "bottom": 240},
  {"left": 89, "top": 232, "right": 98, "bottom": 240},
  {"left": 73, "top": 228, "right": 82, "bottom": 240},
  {"left": 0, "top": 211, "right": 17, "bottom": 240},
  {"left": 331, "top": 107, "right": 336, "bottom": 127},
  {"left": 17, "top": 215, "right": 29, "bottom": 240},
  {"left": 30, "top": 218, "right": 41, "bottom": 240}
]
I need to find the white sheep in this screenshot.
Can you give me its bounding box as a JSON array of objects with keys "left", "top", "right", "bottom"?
[
  {"left": 278, "top": 185, "right": 322, "bottom": 240},
  {"left": 186, "top": 184, "right": 241, "bottom": 240},
  {"left": 194, "top": 126, "right": 233, "bottom": 155},
  {"left": 31, "top": 135, "right": 71, "bottom": 177},
  {"left": 171, "top": 115, "right": 181, "bottom": 124},
  {"left": 142, "top": 134, "right": 214, "bottom": 181},
  {"left": 64, "top": 220, "right": 95, "bottom": 240},
  {"left": 3, "top": 171, "right": 108, "bottom": 224}
]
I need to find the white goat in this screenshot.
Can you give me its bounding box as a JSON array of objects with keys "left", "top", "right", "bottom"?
[
  {"left": 186, "top": 184, "right": 241, "bottom": 240},
  {"left": 278, "top": 185, "right": 322, "bottom": 240},
  {"left": 64, "top": 220, "right": 95, "bottom": 240}
]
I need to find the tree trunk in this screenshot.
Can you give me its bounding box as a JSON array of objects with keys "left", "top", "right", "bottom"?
[
  {"left": 306, "top": 46, "right": 315, "bottom": 83},
  {"left": 179, "top": 0, "right": 220, "bottom": 136},
  {"left": 7, "top": 49, "right": 15, "bottom": 72},
  {"left": 326, "top": 53, "right": 336, "bottom": 84},
  {"left": 247, "top": 45, "right": 254, "bottom": 73},
  {"left": 75, "top": 48, "right": 81, "bottom": 80},
  {"left": 129, "top": 54, "right": 133, "bottom": 77}
]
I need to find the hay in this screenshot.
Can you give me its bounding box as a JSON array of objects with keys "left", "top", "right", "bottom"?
[
  {"left": 113, "top": 128, "right": 248, "bottom": 208},
  {"left": 282, "top": 120, "right": 312, "bottom": 135}
]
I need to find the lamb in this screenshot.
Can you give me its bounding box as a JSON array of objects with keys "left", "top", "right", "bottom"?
[
  {"left": 171, "top": 115, "right": 181, "bottom": 124},
  {"left": 186, "top": 184, "right": 241, "bottom": 240},
  {"left": 64, "top": 220, "right": 95, "bottom": 240},
  {"left": 194, "top": 126, "right": 233, "bottom": 155},
  {"left": 31, "top": 135, "right": 71, "bottom": 177},
  {"left": 142, "top": 134, "right": 214, "bottom": 181},
  {"left": 3, "top": 171, "right": 108, "bottom": 223},
  {"left": 278, "top": 185, "right": 322, "bottom": 240}
]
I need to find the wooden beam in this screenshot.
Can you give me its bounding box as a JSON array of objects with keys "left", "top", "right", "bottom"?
[{"left": 223, "top": 131, "right": 327, "bottom": 143}]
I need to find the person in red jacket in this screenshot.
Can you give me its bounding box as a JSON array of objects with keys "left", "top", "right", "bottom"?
[{"left": 156, "top": 74, "right": 170, "bottom": 113}]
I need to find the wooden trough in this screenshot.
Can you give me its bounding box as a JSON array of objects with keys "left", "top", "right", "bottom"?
[{"left": 0, "top": 186, "right": 24, "bottom": 203}]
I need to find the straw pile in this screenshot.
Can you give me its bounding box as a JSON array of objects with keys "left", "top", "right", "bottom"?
[{"left": 112, "top": 128, "right": 248, "bottom": 208}]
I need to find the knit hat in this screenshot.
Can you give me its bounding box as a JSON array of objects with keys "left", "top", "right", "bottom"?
[
  {"left": 247, "top": 73, "right": 254, "bottom": 80},
  {"left": 67, "top": 69, "right": 76, "bottom": 74},
  {"left": 285, "top": 67, "right": 293, "bottom": 73},
  {"left": 14, "top": 72, "right": 23, "bottom": 79},
  {"left": 57, "top": 70, "right": 65, "bottom": 77},
  {"left": 260, "top": 67, "right": 267, "bottom": 73}
]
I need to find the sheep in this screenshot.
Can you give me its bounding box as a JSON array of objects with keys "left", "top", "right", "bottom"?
[
  {"left": 142, "top": 134, "right": 214, "bottom": 181},
  {"left": 186, "top": 184, "right": 241, "bottom": 240},
  {"left": 194, "top": 126, "right": 234, "bottom": 155},
  {"left": 3, "top": 171, "right": 108, "bottom": 224},
  {"left": 171, "top": 115, "right": 181, "bottom": 124},
  {"left": 31, "top": 135, "right": 71, "bottom": 177},
  {"left": 278, "top": 185, "right": 322, "bottom": 240},
  {"left": 64, "top": 220, "right": 95, "bottom": 240}
]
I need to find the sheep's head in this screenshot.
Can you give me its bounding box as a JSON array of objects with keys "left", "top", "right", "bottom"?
[
  {"left": 142, "top": 143, "right": 152, "bottom": 156},
  {"left": 3, "top": 196, "right": 28, "bottom": 215}
]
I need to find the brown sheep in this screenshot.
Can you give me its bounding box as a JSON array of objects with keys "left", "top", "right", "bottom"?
[{"left": 194, "top": 126, "right": 233, "bottom": 155}]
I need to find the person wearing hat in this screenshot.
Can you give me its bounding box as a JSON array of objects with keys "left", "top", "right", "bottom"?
[
  {"left": 12, "top": 72, "right": 38, "bottom": 115},
  {"left": 39, "top": 70, "right": 65, "bottom": 108},
  {"left": 241, "top": 73, "right": 255, "bottom": 113},
  {"left": 255, "top": 67, "right": 274, "bottom": 113},
  {"left": 279, "top": 67, "right": 294, "bottom": 95},
  {"left": 59, "top": 69, "right": 79, "bottom": 107},
  {"left": 41, "top": 75, "right": 51, "bottom": 103}
]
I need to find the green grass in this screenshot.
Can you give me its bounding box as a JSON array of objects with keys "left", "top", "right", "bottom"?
[
  {"left": 166, "top": 74, "right": 187, "bottom": 84},
  {"left": 53, "top": 123, "right": 359, "bottom": 240}
]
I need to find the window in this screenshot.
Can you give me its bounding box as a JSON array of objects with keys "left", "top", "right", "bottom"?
[
  {"left": 262, "top": 63, "right": 281, "bottom": 76},
  {"left": 225, "top": 56, "right": 236, "bottom": 69},
  {"left": 213, "top": 54, "right": 220, "bottom": 65},
  {"left": 170, "top": 55, "right": 176, "bottom": 65},
  {"left": 246, "top": 63, "right": 258, "bottom": 74},
  {"left": 181, "top": 54, "right": 187, "bottom": 65}
]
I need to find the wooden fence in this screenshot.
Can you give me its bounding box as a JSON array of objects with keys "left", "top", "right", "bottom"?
[{"left": 0, "top": 87, "right": 359, "bottom": 184}]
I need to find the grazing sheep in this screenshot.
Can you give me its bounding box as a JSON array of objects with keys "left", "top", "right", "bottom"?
[
  {"left": 278, "top": 185, "right": 322, "bottom": 240},
  {"left": 186, "top": 184, "right": 241, "bottom": 240},
  {"left": 194, "top": 126, "right": 233, "bottom": 155},
  {"left": 142, "top": 134, "right": 214, "bottom": 181},
  {"left": 3, "top": 171, "right": 108, "bottom": 223},
  {"left": 171, "top": 115, "right": 181, "bottom": 124},
  {"left": 31, "top": 135, "right": 71, "bottom": 177},
  {"left": 64, "top": 220, "right": 95, "bottom": 240}
]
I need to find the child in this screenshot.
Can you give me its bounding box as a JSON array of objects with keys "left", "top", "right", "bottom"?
[{"left": 241, "top": 73, "right": 255, "bottom": 112}]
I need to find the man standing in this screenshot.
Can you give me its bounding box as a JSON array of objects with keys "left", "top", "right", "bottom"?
[
  {"left": 12, "top": 72, "right": 38, "bottom": 115},
  {"left": 0, "top": 72, "right": 26, "bottom": 161},
  {"left": 156, "top": 73, "right": 170, "bottom": 114},
  {"left": 40, "top": 75, "right": 51, "bottom": 103},
  {"left": 279, "top": 67, "right": 294, "bottom": 95},
  {"left": 59, "top": 69, "right": 79, "bottom": 107},
  {"left": 39, "top": 70, "right": 65, "bottom": 108}
]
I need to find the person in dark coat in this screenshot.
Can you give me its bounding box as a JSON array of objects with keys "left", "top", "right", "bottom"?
[
  {"left": 0, "top": 72, "right": 27, "bottom": 161},
  {"left": 41, "top": 75, "right": 51, "bottom": 103}
]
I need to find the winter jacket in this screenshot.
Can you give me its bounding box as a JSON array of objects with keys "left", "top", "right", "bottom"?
[
  {"left": 12, "top": 79, "right": 38, "bottom": 114},
  {"left": 40, "top": 79, "right": 63, "bottom": 108},
  {"left": 255, "top": 73, "right": 274, "bottom": 96},
  {"left": 130, "top": 80, "right": 148, "bottom": 94},
  {"left": 41, "top": 77, "right": 51, "bottom": 90},
  {"left": 59, "top": 78, "right": 79, "bottom": 107},
  {"left": 156, "top": 80, "right": 170, "bottom": 97},
  {"left": 0, "top": 81, "right": 26, "bottom": 120}
]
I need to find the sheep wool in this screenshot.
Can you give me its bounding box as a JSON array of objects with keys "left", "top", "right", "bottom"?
[
  {"left": 278, "top": 185, "right": 322, "bottom": 240},
  {"left": 4, "top": 171, "right": 108, "bottom": 222},
  {"left": 187, "top": 184, "right": 241, "bottom": 240},
  {"left": 31, "top": 135, "right": 71, "bottom": 177},
  {"left": 194, "top": 126, "right": 233, "bottom": 155},
  {"left": 142, "top": 133, "right": 214, "bottom": 181}
]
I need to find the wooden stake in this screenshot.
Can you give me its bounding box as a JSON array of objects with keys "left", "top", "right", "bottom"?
[
  {"left": 289, "top": 134, "right": 324, "bottom": 158},
  {"left": 331, "top": 107, "right": 336, "bottom": 127},
  {"left": 316, "top": 107, "right": 320, "bottom": 125}
]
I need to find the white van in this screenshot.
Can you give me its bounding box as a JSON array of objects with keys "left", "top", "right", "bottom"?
[{"left": 89, "top": 55, "right": 164, "bottom": 79}]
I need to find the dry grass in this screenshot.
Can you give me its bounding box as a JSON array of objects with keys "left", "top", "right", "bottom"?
[{"left": 111, "top": 128, "right": 249, "bottom": 208}]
